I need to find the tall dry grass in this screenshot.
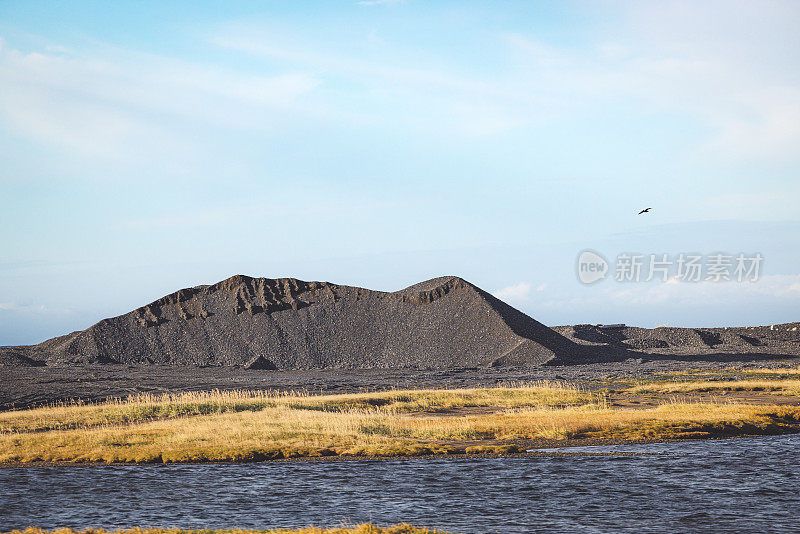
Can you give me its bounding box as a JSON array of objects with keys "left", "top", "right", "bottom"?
[
  {"left": 740, "top": 367, "right": 800, "bottom": 377},
  {"left": 628, "top": 379, "right": 800, "bottom": 396},
  {"left": 1, "top": 385, "right": 798, "bottom": 463},
  {"left": 661, "top": 366, "right": 800, "bottom": 378},
  {"left": 0, "top": 382, "right": 593, "bottom": 434}
]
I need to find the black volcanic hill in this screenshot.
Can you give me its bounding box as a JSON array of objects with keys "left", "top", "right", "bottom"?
[{"left": 1, "top": 275, "right": 592, "bottom": 369}]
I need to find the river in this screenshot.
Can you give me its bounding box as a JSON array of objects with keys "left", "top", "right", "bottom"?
[{"left": 2, "top": 434, "right": 799, "bottom": 533}]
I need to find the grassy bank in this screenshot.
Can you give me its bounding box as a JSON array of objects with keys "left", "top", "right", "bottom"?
[
  {"left": 4, "top": 526, "right": 448, "bottom": 534},
  {"left": 0, "top": 382, "right": 593, "bottom": 434},
  {"left": 1, "top": 384, "right": 799, "bottom": 464},
  {"left": 628, "top": 378, "right": 800, "bottom": 396},
  {"left": 660, "top": 365, "right": 800, "bottom": 379}
]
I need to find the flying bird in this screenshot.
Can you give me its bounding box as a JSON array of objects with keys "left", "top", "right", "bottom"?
[{"left": 638, "top": 207, "right": 652, "bottom": 215}]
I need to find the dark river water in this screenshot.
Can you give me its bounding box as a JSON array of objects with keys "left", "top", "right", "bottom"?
[{"left": 2, "top": 434, "right": 799, "bottom": 533}]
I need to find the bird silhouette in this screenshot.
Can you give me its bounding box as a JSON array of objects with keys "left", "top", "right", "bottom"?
[{"left": 638, "top": 207, "right": 652, "bottom": 215}]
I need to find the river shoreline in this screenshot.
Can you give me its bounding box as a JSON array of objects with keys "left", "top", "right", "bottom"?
[{"left": 3, "top": 431, "right": 798, "bottom": 468}]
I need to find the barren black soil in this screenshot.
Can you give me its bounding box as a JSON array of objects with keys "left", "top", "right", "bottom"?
[{"left": 3, "top": 356, "right": 800, "bottom": 410}]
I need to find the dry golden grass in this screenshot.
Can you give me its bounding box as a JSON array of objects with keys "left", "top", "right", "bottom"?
[
  {"left": 740, "top": 366, "right": 800, "bottom": 377},
  {"left": 1, "top": 385, "right": 798, "bottom": 464},
  {"left": 660, "top": 366, "right": 800, "bottom": 378},
  {"left": 0, "top": 382, "right": 592, "bottom": 434},
  {"left": 628, "top": 379, "right": 800, "bottom": 396},
  {"left": 4, "top": 526, "right": 448, "bottom": 534}
]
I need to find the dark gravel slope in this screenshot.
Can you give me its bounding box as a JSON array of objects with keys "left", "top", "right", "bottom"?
[
  {"left": 552, "top": 322, "right": 800, "bottom": 357},
  {"left": 0, "top": 275, "right": 591, "bottom": 369},
  {"left": 2, "top": 275, "right": 796, "bottom": 373}
]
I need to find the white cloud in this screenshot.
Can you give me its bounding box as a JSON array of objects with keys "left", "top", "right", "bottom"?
[
  {"left": 611, "top": 1, "right": 800, "bottom": 160},
  {"left": 119, "top": 194, "right": 401, "bottom": 230},
  {"left": 209, "top": 33, "right": 560, "bottom": 137},
  {"left": 0, "top": 301, "right": 47, "bottom": 312},
  {"left": 3, "top": 1, "right": 799, "bottom": 167},
  {"left": 493, "top": 282, "right": 532, "bottom": 305},
  {"left": 703, "top": 191, "right": 800, "bottom": 221},
  {"left": 549, "top": 274, "right": 800, "bottom": 310},
  {"left": 703, "top": 88, "right": 800, "bottom": 159},
  {"left": 505, "top": 20, "right": 800, "bottom": 161},
  {"left": 0, "top": 43, "right": 320, "bottom": 160},
  {"left": 527, "top": 272, "right": 800, "bottom": 326},
  {"left": 209, "top": 2, "right": 800, "bottom": 156}
]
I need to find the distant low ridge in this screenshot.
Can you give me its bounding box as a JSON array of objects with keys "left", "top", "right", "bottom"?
[{"left": 0, "top": 275, "right": 592, "bottom": 369}]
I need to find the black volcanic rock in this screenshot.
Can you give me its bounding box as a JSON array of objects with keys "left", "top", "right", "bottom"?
[
  {"left": 0, "top": 275, "right": 591, "bottom": 369},
  {"left": 552, "top": 323, "right": 800, "bottom": 357},
  {"left": 244, "top": 355, "right": 278, "bottom": 370}
]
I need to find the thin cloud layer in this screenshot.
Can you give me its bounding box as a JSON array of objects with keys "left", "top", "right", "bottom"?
[
  {"left": 0, "top": 42, "right": 320, "bottom": 160},
  {"left": 0, "top": 1, "right": 798, "bottom": 343}
]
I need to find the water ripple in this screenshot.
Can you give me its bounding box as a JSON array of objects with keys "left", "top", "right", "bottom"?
[{"left": 1, "top": 435, "right": 799, "bottom": 533}]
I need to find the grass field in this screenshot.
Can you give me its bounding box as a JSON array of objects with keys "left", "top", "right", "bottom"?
[
  {"left": 1, "top": 381, "right": 799, "bottom": 464},
  {"left": 627, "top": 378, "right": 800, "bottom": 396},
  {"left": 660, "top": 366, "right": 800, "bottom": 379},
  {"left": 0, "top": 382, "right": 594, "bottom": 434},
  {"left": 738, "top": 366, "right": 800, "bottom": 377}
]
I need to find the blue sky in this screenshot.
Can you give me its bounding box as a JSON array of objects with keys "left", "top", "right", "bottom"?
[{"left": 1, "top": 1, "right": 799, "bottom": 345}]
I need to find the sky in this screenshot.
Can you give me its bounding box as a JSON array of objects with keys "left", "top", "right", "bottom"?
[{"left": 1, "top": 0, "right": 799, "bottom": 345}]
